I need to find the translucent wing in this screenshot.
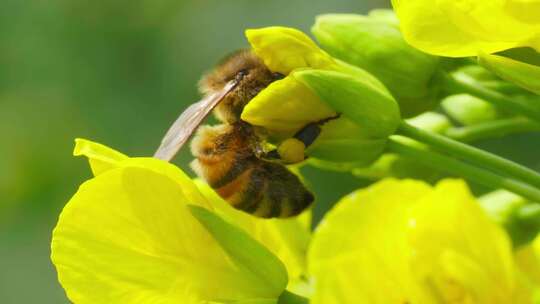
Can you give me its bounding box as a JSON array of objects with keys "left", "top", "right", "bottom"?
[{"left": 154, "top": 80, "right": 238, "bottom": 161}]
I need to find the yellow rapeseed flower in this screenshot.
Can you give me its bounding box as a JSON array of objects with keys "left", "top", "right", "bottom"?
[
  {"left": 308, "top": 179, "right": 532, "bottom": 303},
  {"left": 194, "top": 180, "right": 312, "bottom": 293},
  {"left": 242, "top": 27, "right": 400, "bottom": 166},
  {"left": 391, "top": 0, "right": 540, "bottom": 57},
  {"left": 51, "top": 139, "right": 312, "bottom": 303},
  {"left": 515, "top": 237, "right": 540, "bottom": 301}
]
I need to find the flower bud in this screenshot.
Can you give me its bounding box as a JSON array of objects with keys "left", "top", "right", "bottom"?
[
  {"left": 367, "top": 9, "right": 399, "bottom": 26},
  {"left": 452, "top": 65, "right": 526, "bottom": 96},
  {"left": 245, "top": 26, "right": 334, "bottom": 75},
  {"left": 242, "top": 26, "right": 401, "bottom": 166},
  {"left": 294, "top": 69, "right": 400, "bottom": 139},
  {"left": 311, "top": 12, "right": 441, "bottom": 117},
  {"left": 242, "top": 68, "right": 398, "bottom": 167},
  {"left": 479, "top": 51, "right": 540, "bottom": 95},
  {"left": 441, "top": 94, "right": 500, "bottom": 125}
]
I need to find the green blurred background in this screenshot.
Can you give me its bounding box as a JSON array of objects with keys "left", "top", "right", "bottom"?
[
  {"left": 2, "top": 0, "right": 539, "bottom": 303},
  {"left": 0, "top": 0, "right": 388, "bottom": 302}
]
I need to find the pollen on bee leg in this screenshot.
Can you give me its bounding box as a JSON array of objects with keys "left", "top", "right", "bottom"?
[{"left": 277, "top": 138, "right": 306, "bottom": 164}]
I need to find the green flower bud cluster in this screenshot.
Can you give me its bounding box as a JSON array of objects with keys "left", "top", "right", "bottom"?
[
  {"left": 241, "top": 26, "right": 400, "bottom": 167},
  {"left": 311, "top": 10, "right": 441, "bottom": 118},
  {"left": 440, "top": 65, "right": 540, "bottom": 142},
  {"left": 306, "top": 9, "right": 540, "bottom": 149}
]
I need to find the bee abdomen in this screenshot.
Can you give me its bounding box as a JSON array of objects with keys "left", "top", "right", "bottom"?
[
  {"left": 259, "top": 163, "right": 314, "bottom": 218},
  {"left": 209, "top": 154, "right": 254, "bottom": 189},
  {"left": 216, "top": 161, "right": 314, "bottom": 218},
  {"left": 191, "top": 122, "right": 313, "bottom": 218}
]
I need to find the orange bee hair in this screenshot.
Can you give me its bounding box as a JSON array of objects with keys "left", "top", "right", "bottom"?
[{"left": 190, "top": 122, "right": 313, "bottom": 218}]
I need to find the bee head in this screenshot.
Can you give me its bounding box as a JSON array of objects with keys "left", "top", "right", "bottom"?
[
  {"left": 199, "top": 50, "right": 283, "bottom": 123},
  {"left": 199, "top": 50, "right": 260, "bottom": 94}
]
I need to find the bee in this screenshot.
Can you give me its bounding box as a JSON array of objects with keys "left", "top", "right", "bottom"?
[{"left": 154, "top": 50, "right": 331, "bottom": 218}]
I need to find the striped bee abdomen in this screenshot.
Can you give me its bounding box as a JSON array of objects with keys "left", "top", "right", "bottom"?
[
  {"left": 210, "top": 157, "right": 314, "bottom": 218},
  {"left": 242, "top": 162, "right": 314, "bottom": 218},
  {"left": 190, "top": 122, "right": 314, "bottom": 218}
]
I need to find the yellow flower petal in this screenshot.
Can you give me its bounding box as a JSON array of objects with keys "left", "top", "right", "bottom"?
[
  {"left": 52, "top": 166, "right": 286, "bottom": 303},
  {"left": 188, "top": 205, "right": 288, "bottom": 295},
  {"left": 515, "top": 234, "right": 540, "bottom": 299},
  {"left": 515, "top": 242, "right": 540, "bottom": 299},
  {"left": 195, "top": 180, "right": 311, "bottom": 292},
  {"left": 241, "top": 76, "right": 335, "bottom": 136},
  {"left": 308, "top": 179, "right": 435, "bottom": 304},
  {"left": 391, "top": 0, "right": 538, "bottom": 57},
  {"left": 246, "top": 26, "right": 389, "bottom": 94},
  {"left": 74, "top": 138, "right": 210, "bottom": 209},
  {"left": 73, "top": 138, "right": 128, "bottom": 175},
  {"left": 506, "top": 0, "right": 540, "bottom": 24},
  {"left": 309, "top": 178, "right": 528, "bottom": 303},
  {"left": 409, "top": 179, "right": 518, "bottom": 303},
  {"left": 123, "top": 157, "right": 211, "bottom": 208},
  {"left": 245, "top": 27, "right": 334, "bottom": 74},
  {"left": 294, "top": 69, "right": 399, "bottom": 138}
]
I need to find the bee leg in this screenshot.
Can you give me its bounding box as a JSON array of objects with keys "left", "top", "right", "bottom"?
[
  {"left": 270, "top": 123, "right": 321, "bottom": 164},
  {"left": 252, "top": 141, "right": 276, "bottom": 159},
  {"left": 261, "top": 123, "right": 321, "bottom": 162},
  {"left": 293, "top": 123, "right": 321, "bottom": 149},
  {"left": 260, "top": 114, "right": 342, "bottom": 164},
  {"left": 262, "top": 149, "right": 281, "bottom": 160},
  {"left": 293, "top": 113, "right": 341, "bottom": 148}
]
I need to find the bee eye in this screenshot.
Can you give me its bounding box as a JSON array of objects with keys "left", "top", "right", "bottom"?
[{"left": 236, "top": 69, "right": 249, "bottom": 81}]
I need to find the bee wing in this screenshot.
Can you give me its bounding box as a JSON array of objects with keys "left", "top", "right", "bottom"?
[{"left": 154, "top": 80, "right": 237, "bottom": 161}]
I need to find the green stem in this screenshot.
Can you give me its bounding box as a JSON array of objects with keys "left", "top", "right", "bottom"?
[
  {"left": 445, "top": 117, "right": 540, "bottom": 142},
  {"left": 397, "top": 121, "right": 540, "bottom": 189},
  {"left": 442, "top": 72, "right": 540, "bottom": 122},
  {"left": 278, "top": 290, "right": 309, "bottom": 304},
  {"left": 387, "top": 138, "right": 540, "bottom": 202}
]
